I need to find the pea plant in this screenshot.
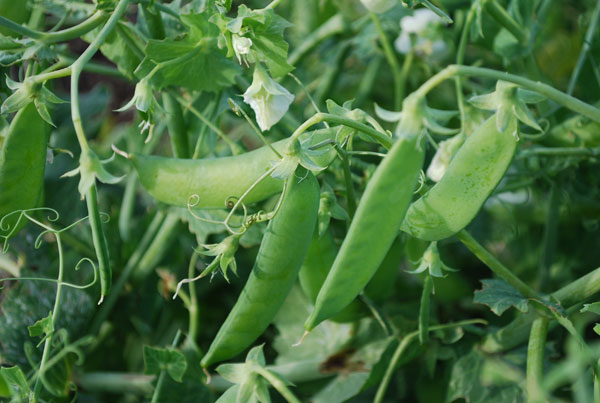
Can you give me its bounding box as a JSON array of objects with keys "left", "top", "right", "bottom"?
[{"left": 1, "top": 0, "right": 600, "bottom": 401}]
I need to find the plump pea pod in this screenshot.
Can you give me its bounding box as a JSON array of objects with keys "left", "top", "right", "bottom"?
[
  {"left": 400, "top": 115, "right": 517, "bottom": 241},
  {"left": 130, "top": 129, "right": 335, "bottom": 208},
  {"left": 0, "top": 103, "right": 49, "bottom": 237},
  {"left": 201, "top": 168, "right": 319, "bottom": 367},
  {"left": 304, "top": 124, "right": 424, "bottom": 331}
]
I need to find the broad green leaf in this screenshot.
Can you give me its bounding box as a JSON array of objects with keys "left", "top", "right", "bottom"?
[
  {"left": 473, "top": 279, "right": 529, "bottom": 316},
  {"left": 135, "top": 13, "right": 240, "bottom": 92},
  {"left": 581, "top": 302, "right": 600, "bottom": 315},
  {"left": 143, "top": 345, "right": 188, "bottom": 382},
  {"left": 447, "top": 350, "right": 486, "bottom": 402},
  {"left": 0, "top": 367, "right": 29, "bottom": 400}
]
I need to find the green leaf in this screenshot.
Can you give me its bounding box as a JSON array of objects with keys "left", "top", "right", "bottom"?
[
  {"left": 85, "top": 22, "right": 142, "bottom": 80},
  {"left": 27, "top": 311, "right": 53, "bottom": 338},
  {"left": 581, "top": 302, "right": 600, "bottom": 315},
  {"left": 473, "top": 279, "right": 529, "bottom": 316},
  {"left": 0, "top": 366, "right": 30, "bottom": 400},
  {"left": 135, "top": 13, "right": 240, "bottom": 92},
  {"left": 143, "top": 345, "right": 188, "bottom": 382},
  {"left": 447, "top": 350, "right": 486, "bottom": 402}
]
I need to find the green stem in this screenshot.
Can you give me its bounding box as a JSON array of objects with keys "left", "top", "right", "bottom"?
[
  {"left": 374, "top": 319, "right": 487, "bottom": 403},
  {"left": 455, "top": 3, "right": 477, "bottom": 134},
  {"left": 187, "top": 251, "right": 200, "bottom": 342},
  {"left": 58, "top": 55, "right": 126, "bottom": 79},
  {"left": 484, "top": 0, "right": 528, "bottom": 43},
  {"left": 567, "top": 0, "right": 600, "bottom": 95},
  {"left": 290, "top": 112, "right": 393, "bottom": 149},
  {"left": 456, "top": 230, "right": 538, "bottom": 298},
  {"left": 517, "top": 146, "right": 600, "bottom": 158},
  {"left": 288, "top": 14, "right": 347, "bottom": 66},
  {"left": 0, "top": 11, "right": 107, "bottom": 43},
  {"left": 526, "top": 317, "right": 549, "bottom": 403},
  {"left": 76, "top": 372, "right": 155, "bottom": 395},
  {"left": 118, "top": 174, "right": 138, "bottom": 241},
  {"left": 415, "top": 65, "right": 600, "bottom": 123},
  {"left": 370, "top": 12, "right": 403, "bottom": 110},
  {"left": 537, "top": 185, "right": 559, "bottom": 292},
  {"left": 162, "top": 93, "right": 190, "bottom": 159},
  {"left": 254, "top": 367, "right": 301, "bottom": 403},
  {"left": 131, "top": 213, "right": 180, "bottom": 283},
  {"left": 91, "top": 210, "right": 166, "bottom": 334},
  {"left": 334, "top": 144, "right": 357, "bottom": 219},
  {"left": 419, "top": 275, "right": 433, "bottom": 344},
  {"left": 32, "top": 234, "right": 65, "bottom": 401}
]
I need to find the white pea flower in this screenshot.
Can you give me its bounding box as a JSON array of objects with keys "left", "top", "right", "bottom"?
[
  {"left": 395, "top": 8, "right": 448, "bottom": 58},
  {"left": 360, "top": 0, "right": 397, "bottom": 13},
  {"left": 232, "top": 34, "right": 253, "bottom": 66},
  {"left": 243, "top": 66, "right": 294, "bottom": 131}
]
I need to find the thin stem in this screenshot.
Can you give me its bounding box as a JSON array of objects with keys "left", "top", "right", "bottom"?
[
  {"left": 173, "top": 92, "right": 240, "bottom": 155},
  {"left": 288, "top": 14, "right": 347, "bottom": 66},
  {"left": 187, "top": 251, "right": 200, "bottom": 342},
  {"left": 374, "top": 319, "right": 487, "bottom": 403},
  {"left": 370, "top": 12, "right": 403, "bottom": 110},
  {"left": 228, "top": 98, "right": 282, "bottom": 158},
  {"left": 254, "top": 367, "right": 301, "bottom": 403},
  {"left": 290, "top": 112, "right": 393, "bottom": 149},
  {"left": 456, "top": 230, "right": 538, "bottom": 298},
  {"left": 32, "top": 234, "right": 64, "bottom": 402},
  {"left": 334, "top": 144, "right": 357, "bottom": 219},
  {"left": 162, "top": 93, "right": 190, "bottom": 159},
  {"left": 262, "top": 0, "right": 282, "bottom": 10},
  {"left": 527, "top": 317, "right": 549, "bottom": 403},
  {"left": 455, "top": 3, "right": 477, "bottom": 134},
  {"left": 484, "top": 0, "right": 528, "bottom": 43},
  {"left": 288, "top": 72, "right": 328, "bottom": 128},
  {"left": 414, "top": 65, "right": 600, "bottom": 123},
  {"left": 537, "top": 184, "right": 559, "bottom": 292},
  {"left": 567, "top": 0, "right": 600, "bottom": 95},
  {"left": 419, "top": 274, "right": 433, "bottom": 344}
]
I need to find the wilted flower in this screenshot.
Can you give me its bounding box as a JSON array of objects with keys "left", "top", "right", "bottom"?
[
  {"left": 61, "top": 149, "right": 124, "bottom": 198},
  {"left": 243, "top": 66, "right": 294, "bottom": 131},
  {"left": 361, "top": 0, "right": 397, "bottom": 13},
  {"left": 232, "top": 34, "right": 253, "bottom": 66},
  {"left": 406, "top": 242, "right": 457, "bottom": 278},
  {"left": 116, "top": 77, "right": 160, "bottom": 133},
  {"left": 395, "top": 9, "right": 448, "bottom": 58}
]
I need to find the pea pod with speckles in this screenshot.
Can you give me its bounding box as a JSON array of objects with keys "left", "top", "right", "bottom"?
[{"left": 400, "top": 115, "right": 517, "bottom": 241}]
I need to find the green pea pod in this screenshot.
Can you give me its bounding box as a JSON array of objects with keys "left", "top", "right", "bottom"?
[
  {"left": 130, "top": 129, "right": 335, "bottom": 208},
  {"left": 304, "top": 124, "right": 424, "bottom": 331},
  {"left": 400, "top": 115, "right": 517, "bottom": 241},
  {"left": 201, "top": 168, "right": 319, "bottom": 368},
  {"left": 0, "top": 103, "right": 49, "bottom": 237}
]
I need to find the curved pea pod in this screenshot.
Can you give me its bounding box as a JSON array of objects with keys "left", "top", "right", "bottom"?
[
  {"left": 201, "top": 168, "right": 319, "bottom": 367},
  {"left": 400, "top": 115, "right": 517, "bottom": 241},
  {"left": 0, "top": 103, "right": 49, "bottom": 237},
  {"left": 130, "top": 128, "right": 336, "bottom": 208},
  {"left": 304, "top": 123, "right": 425, "bottom": 331}
]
